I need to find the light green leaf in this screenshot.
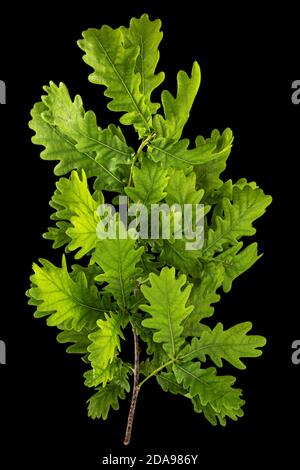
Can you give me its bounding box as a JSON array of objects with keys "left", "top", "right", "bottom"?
[
  {"left": 165, "top": 169, "right": 204, "bottom": 205},
  {"left": 202, "top": 185, "right": 272, "bottom": 257},
  {"left": 138, "top": 251, "right": 164, "bottom": 276},
  {"left": 140, "top": 267, "right": 193, "bottom": 357},
  {"left": 70, "top": 263, "right": 103, "bottom": 286},
  {"left": 30, "top": 101, "right": 93, "bottom": 173},
  {"left": 121, "top": 13, "right": 165, "bottom": 114},
  {"left": 30, "top": 83, "right": 132, "bottom": 191},
  {"left": 43, "top": 221, "right": 71, "bottom": 249},
  {"left": 159, "top": 240, "right": 202, "bottom": 278},
  {"left": 153, "top": 61, "right": 201, "bottom": 141},
  {"left": 194, "top": 128, "right": 234, "bottom": 192},
  {"left": 192, "top": 394, "right": 244, "bottom": 425},
  {"left": 56, "top": 328, "right": 92, "bottom": 354},
  {"left": 173, "top": 362, "right": 243, "bottom": 418},
  {"left": 78, "top": 24, "right": 151, "bottom": 137},
  {"left": 157, "top": 371, "right": 188, "bottom": 396},
  {"left": 93, "top": 219, "right": 144, "bottom": 309},
  {"left": 216, "top": 242, "right": 261, "bottom": 292},
  {"left": 148, "top": 130, "right": 232, "bottom": 170},
  {"left": 45, "top": 170, "right": 101, "bottom": 258},
  {"left": 87, "top": 364, "right": 130, "bottom": 420},
  {"left": 125, "top": 157, "right": 169, "bottom": 205},
  {"left": 84, "top": 364, "right": 115, "bottom": 388},
  {"left": 28, "top": 256, "right": 104, "bottom": 330},
  {"left": 149, "top": 137, "right": 214, "bottom": 169},
  {"left": 183, "top": 262, "right": 224, "bottom": 336},
  {"left": 179, "top": 322, "right": 266, "bottom": 369},
  {"left": 87, "top": 312, "right": 127, "bottom": 377}
]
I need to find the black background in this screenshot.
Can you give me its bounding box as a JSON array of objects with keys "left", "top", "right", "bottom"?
[{"left": 0, "top": 1, "right": 299, "bottom": 467}]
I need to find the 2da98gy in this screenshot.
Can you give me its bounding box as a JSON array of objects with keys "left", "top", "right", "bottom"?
[{"left": 145, "top": 454, "right": 198, "bottom": 465}]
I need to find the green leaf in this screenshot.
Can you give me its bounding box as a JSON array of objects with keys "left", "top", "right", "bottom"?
[
  {"left": 30, "top": 83, "right": 132, "bottom": 191},
  {"left": 29, "top": 101, "right": 92, "bottom": 174},
  {"left": 49, "top": 170, "right": 99, "bottom": 221},
  {"left": 78, "top": 24, "right": 151, "bottom": 137},
  {"left": 153, "top": 61, "right": 201, "bottom": 141},
  {"left": 125, "top": 157, "right": 169, "bottom": 205},
  {"left": 149, "top": 137, "right": 214, "bottom": 169},
  {"left": 87, "top": 363, "right": 130, "bottom": 420},
  {"left": 28, "top": 256, "right": 104, "bottom": 330},
  {"left": 194, "top": 128, "right": 234, "bottom": 192},
  {"left": 121, "top": 14, "right": 165, "bottom": 114},
  {"left": 93, "top": 219, "right": 144, "bottom": 309},
  {"left": 183, "top": 262, "right": 224, "bottom": 336},
  {"left": 87, "top": 312, "right": 127, "bottom": 377},
  {"left": 202, "top": 185, "right": 272, "bottom": 258},
  {"left": 70, "top": 263, "right": 103, "bottom": 286},
  {"left": 84, "top": 365, "right": 115, "bottom": 388},
  {"left": 43, "top": 221, "right": 71, "bottom": 249},
  {"left": 138, "top": 250, "right": 164, "bottom": 276},
  {"left": 56, "top": 328, "right": 92, "bottom": 354},
  {"left": 148, "top": 128, "right": 233, "bottom": 171},
  {"left": 173, "top": 362, "right": 244, "bottom": 419},
  {"left": 45, "top": 170, "right": 101, "bottom": 258},
  {"left": 192, "top": 395, "right": 244, "bottom": 425},
  {"left": 159, "top": 240, "right": 202, "bottom": 277},
  {"left": 179, "top": 322, "right": 266, "bottom": 369},
  {"left": 157, "top": 371, "right": 187, "bottom": 396},
  {"left": 216, "top": 242, "right": 261, "bottom": 293},
  {"left": 140, "top": 267, "right": 194, "bottom": 357},
  {"left": 165, "top": 169, "right": 204, "bottom": 205}
]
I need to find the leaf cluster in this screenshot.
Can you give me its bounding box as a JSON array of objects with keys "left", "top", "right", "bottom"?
[{"left": 27, "top": 14, "right": 271, "bottom": 435}]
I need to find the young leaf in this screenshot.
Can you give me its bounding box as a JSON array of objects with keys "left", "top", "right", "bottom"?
[
  {"left": 56, "top": 328, "right": 92, "bottom": 354},
  {"left": 125, "top": 157, "right": 169, "bottom": 205},
  {"left": 179, "top": 322, "right": 266, "bottom": 369},
  {"left": 216, "top": 242, "right": 261, "bottom": 292},
  {"left": 78, "top": 25, "right": 151, "bottom": 137},
  {"left": 43, "top": 221, "right": 72, "bottom": 249},
  {"left": 93, "top": 219, "right": 144, "bottom": 309},
  {"left": 165, "top": 169, "right": 204, "bottom": 206},
  {"left": 202, "top": 185, "right": 272, "bottom": 257},
  {"left": 28, "top": 256, "right": 105, "bottom": 330},
  {"left": 45, "top": 170, "right": 101, "bottom": 258},
  {"left": 87, "top": 312, "right": 127, "bottom": 375},
  {"left": 194, "top": 128, "right": 234, "bottom": 192},
  {"left": 121, "top": 14, "right": 165, "bottom": 114},
  {"left": 153, "top": 61, "right": 201, "bottom": 141},
  {"left": 173, "top": 362, "right": 244, "bottom": 419},
  {"left": 159, "top": 240, "right": 202, "bottom": 278},
  {"left": 149, "top": 137, "right": 215, "bottom": 169},
  {"left": 183, "top": 262, "right": 225, "bottom": 336},
  {"left": 140, "top": 267, "right": 194, "bottom": 357},
  {"left": 30, "top": 83, "right": 133, "bottom": 191},
  {"left": 192, "top": 394, "right": 244, "bottom": 426},
  {"left": 157, "top": 371, "right": 187, "bottom": 396},
  {"left": 87, "top": 363, "right": 130, "bottom": 419}
]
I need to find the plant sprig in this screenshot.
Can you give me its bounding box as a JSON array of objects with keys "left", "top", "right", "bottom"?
[{"left": 27, "top": 13, "right": 272, "bottom": 446}]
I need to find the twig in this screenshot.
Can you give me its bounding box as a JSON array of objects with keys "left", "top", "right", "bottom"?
[
  {"left": 123, "top": 323, "right": 140, "bottom": 446},
  {"left": 127, "top": 132, "right": 156, "bottom": 187}
]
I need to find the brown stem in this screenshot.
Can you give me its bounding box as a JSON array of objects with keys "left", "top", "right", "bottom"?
[{"left": 123, "top": 323, "right": 140, "bottom": 446}]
